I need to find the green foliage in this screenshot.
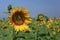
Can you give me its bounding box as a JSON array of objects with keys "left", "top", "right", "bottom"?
[
  {"left": 1, "top": 4, "right": 60, "bottom": 40},
  {"left": 0, "top": 14, "right": 60, "bottom": 40}
]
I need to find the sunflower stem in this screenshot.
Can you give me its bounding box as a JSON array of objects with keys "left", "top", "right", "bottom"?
[
  {"left": 35, "top": 31, "right": 38, "bottom": 40},
  {"left": 13, "top": 28, "right": 16, "bottom": 40}
]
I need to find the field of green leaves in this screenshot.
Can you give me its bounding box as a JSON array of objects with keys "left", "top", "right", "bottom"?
[{"left": 0, "top": 14, "right": 60, "bottom": 40}]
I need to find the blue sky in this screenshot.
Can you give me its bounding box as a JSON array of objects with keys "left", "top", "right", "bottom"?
[{"left": 0, "top": 0, "right": 60, "bottom": 19}]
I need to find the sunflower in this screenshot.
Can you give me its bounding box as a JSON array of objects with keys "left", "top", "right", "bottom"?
[
  {"left": 53, "top": 27, "right": 60, "bottom": 32},
  {"left": 8, "top": 7, "right": 31, "bottom": 32},
  {"left": 46, "top": 23, "right": 52, "bottom": 28},
  {"left": 48, "top": 18, "right": 53, "bottom": 23},
  {"left": 37, "top": 14, "right": 44, "bottom": 21},
  {"left": 2, "top": 22, "right": 7, "bottom": 29}
]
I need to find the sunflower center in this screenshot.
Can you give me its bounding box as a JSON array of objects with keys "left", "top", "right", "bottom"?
[
  {"left": 16, "top": 15, "right": 22, "bottom": 21},
  {"left": 12, "top": 11, "right": 25, "bottom": 25}
]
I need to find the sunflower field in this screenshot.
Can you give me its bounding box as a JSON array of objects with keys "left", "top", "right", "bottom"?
[{"left": 0, "top": 6, "right": 60, "bottom": 40}]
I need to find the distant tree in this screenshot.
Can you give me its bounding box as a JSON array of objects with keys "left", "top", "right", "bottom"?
[{"left": 7, "top": 4, "right": 12, "bottom": 13}]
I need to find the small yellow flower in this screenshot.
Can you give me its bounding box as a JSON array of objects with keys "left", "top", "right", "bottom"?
[
  {"left": 52, "top": 31, "right": 56, "bottom": 36},
  {"left": 39, "top": 16, "right": 44, "bottom": 21},
  {"left": 54, "top": 27, "right": 60, "bottom": 32},
  {"left": 8, "top": 7, "right": 31, "bottom": 32},
  {"left": 46, "top": 23, "right": 52, "bottom": 28},
  {"left": 2, "top": 23, "right": 7, "bottom": 29},
  {"left": 48, "top": 18, "right": 53, "bottom": 23},
  {"left": 37, "top": 20, "right": 46, "bottom": 26},
  {"left": 41, "top": 20, "right": 46, "bottom": 24}
]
